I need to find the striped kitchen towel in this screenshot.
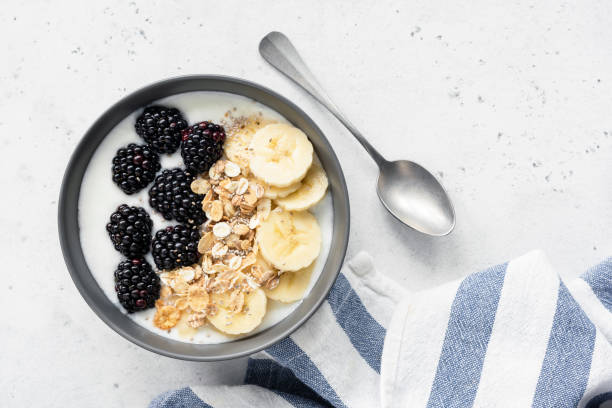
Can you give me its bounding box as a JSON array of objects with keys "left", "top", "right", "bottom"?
[{"left": 150, "top": 251, "right": 612, "bottom": 408}]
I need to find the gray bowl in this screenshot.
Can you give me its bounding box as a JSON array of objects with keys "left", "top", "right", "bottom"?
[{"left": 58, "top": 75, "right": 350, "bottom": 361}]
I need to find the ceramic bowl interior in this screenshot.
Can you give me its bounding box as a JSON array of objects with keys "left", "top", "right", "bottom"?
[{"left": 58, "top": 75, "right": 350, "bottom": 361}]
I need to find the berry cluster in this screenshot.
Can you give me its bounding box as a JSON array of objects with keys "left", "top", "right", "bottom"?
[
  {"left": 151, "top": 225, "right": 200, "bottom": 270},
  {"left": 181, "top": 121, "right": 226, "bottom": 174},
  {"left": 111, "top": 144, "right": 161, "bottom": 194},
  {"left": 106, "top": 204, "right": 153, "bottom": 258},
  {"left": 135, "top": 106, "right": 188, "bottom": 154},
  {"left": 114, "top": 258, "right": 160, "bottom": 313},
  {"left": 148, "top": 168, "right": 206, "bottom": 228},
  {"left": 106, "top": 105, "right": 228, "bottom": 313}
]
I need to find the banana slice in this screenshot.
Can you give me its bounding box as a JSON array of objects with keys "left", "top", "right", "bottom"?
[
  {"left": 264, "top": 263, "right": 315, "bottom": 302},
  {"left": 275, "top": 164, "right": 328, "bottom": 211},
  {"left": 257, "top": 209, "right": 321, "bottom": 271},
  {"left": 224, "top": 117, "right": 275, "bottom": 168},
  {"left": 263, "top": 180, "right": 302, "bottom": 199},
  {"left": 224, "top": 133, "right": 252, "bottom": 169},
  {"left": 208, "top": 288, "right": 267, "bottom": 335},
  {"left": 249, "top": 124, "right": 313, "bottom": 187}
]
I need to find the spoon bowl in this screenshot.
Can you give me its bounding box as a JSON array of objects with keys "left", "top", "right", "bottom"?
[{"left": 377, "top": 160, "right": 455, "bottom": 236}]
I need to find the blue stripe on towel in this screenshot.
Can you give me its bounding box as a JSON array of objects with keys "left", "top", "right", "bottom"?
[
  {"left": 272, "top": 391, "right": 332, "bottom": 408},
  {"left": 245, "top": 358, "right": 332, "bottom": 408},
  {"left": 426, "top": 263, "right": 508, "bottom": 408},
  {"left": 148, "top": 387, "right": 212, "bottom": 408},
  {"left": 581, "top": 257, "right": 612, "bottom": 312},
  {"left": 266, "top": 337, "right": 346, "bottom": 408},
  {"left": 532, "top": 282, "right": 596, "bottom": 408},
  {"left": 326, "top": 273, "right": 386, "bottom": 373}
]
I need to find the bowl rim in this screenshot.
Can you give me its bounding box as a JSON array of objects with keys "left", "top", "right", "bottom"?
[{"left": 58, "top": 75, "right": 350, "bottom": 361}]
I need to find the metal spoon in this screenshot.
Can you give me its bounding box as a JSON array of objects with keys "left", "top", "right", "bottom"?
[{"left": 259, "top": 32, "right": 456, "bottom": 236}]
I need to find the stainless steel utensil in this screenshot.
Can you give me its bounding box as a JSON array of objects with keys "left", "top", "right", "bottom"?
[{"left": 260, "top": 31, "right": 455, "bottom": 236}]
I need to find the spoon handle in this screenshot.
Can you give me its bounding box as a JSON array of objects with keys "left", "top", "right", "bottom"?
[{"left": 259, "top": 31, "right": 387, "bottom": 166}]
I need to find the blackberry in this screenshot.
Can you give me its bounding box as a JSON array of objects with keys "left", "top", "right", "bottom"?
[
  {"left": 151, "top": 225, "right": 200, "bottom": 270},
  {"left": 114, "top": 258, "right": 160, "bottom": 313},
  {"left": 148, "top": 168, "right": 206, "bottom": 227},
  {"left": 135, "top": 105, "right": 188, "bottom": 154},
  {"left": 180, "top": 121, "right": 226, "bottom": 174},
  {"left": 111, "top": 143, "right": 161, "bottom": 194},
  {"left": 106, "top": 204, "right": 153, "bottom": 257}
]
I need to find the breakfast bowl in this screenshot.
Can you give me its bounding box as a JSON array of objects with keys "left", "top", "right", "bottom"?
[{"left": 58, "top": 75, "right": 350, "bottom": 361}]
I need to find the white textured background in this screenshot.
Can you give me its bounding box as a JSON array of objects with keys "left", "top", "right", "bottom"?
[{"left": 2, "top": 0, "right": 611, "bottom": 406}]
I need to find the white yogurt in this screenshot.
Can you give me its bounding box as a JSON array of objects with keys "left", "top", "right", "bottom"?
[{"left": 78, "top": 91, "right": 333, "bottom": 344}]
